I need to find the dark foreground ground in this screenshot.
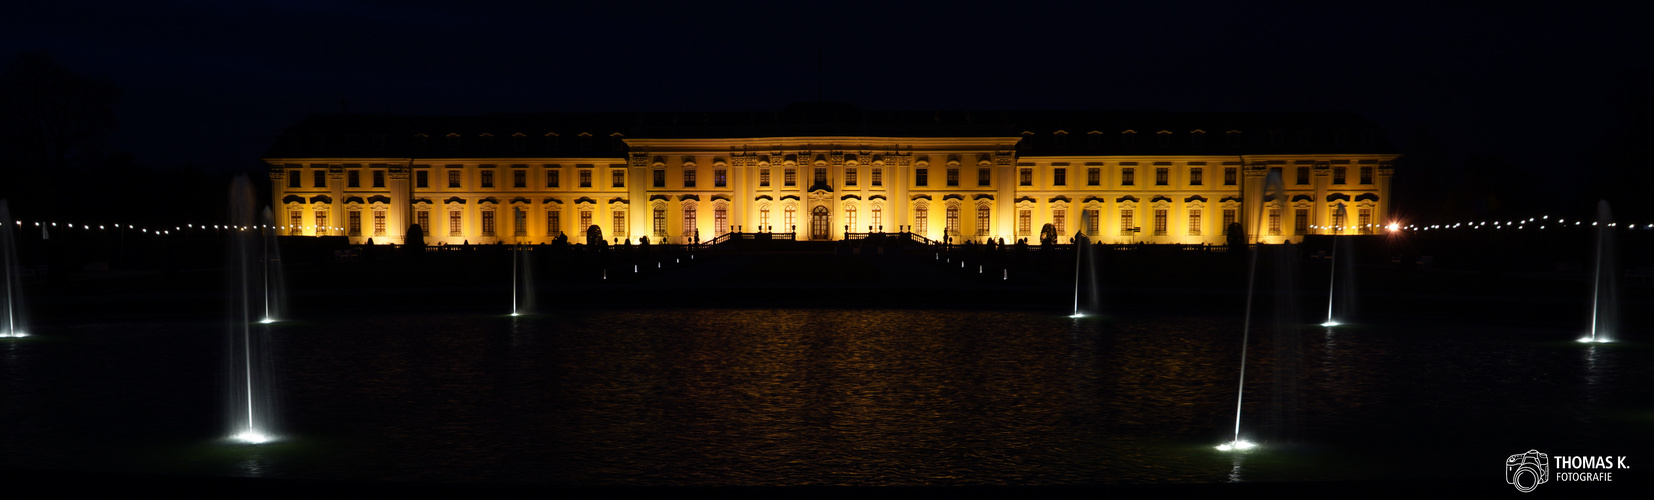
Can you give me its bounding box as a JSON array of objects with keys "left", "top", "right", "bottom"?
[{"left": 0, "top": 467, "right": 1574, "bottom": 498}]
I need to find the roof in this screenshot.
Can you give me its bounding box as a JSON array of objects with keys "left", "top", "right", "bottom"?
[{"left": 264, "top": 103, "right": 1394, "bottom": 159}]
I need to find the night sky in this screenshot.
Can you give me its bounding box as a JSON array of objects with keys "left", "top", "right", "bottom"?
[{"left": 4, "top": 1, "right": 1649, "bottom": 219}]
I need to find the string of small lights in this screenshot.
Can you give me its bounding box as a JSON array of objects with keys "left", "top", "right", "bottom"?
[{"left": 10, "top": 220, "right": 344, "bottom": 237}]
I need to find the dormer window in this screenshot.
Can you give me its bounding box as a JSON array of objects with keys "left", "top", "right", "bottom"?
[
  {"left": 1122, "top": 130, "right": 1137, "bottom": 149},
  {"left": 445, "top": 133, "right": 460, "bottom": 152}
]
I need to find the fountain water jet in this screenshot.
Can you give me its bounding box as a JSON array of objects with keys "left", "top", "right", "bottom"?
[
  {"left": 258, "top": 208, "right": 286, "bottom": 324},
  {"left": 0, "top": 200, "right": 26, "bottom": 338},
  {"left": 226, "top": 177, "right": 278, "bottom": 444},
  {"left": 1221, "top": 169, "right": 1288, "bottom": 451},
  {"left": 511, "top": 244, "right": 534, "bottom": 316},
  {"left": 1580, "top": 200, "right": 1617, "bottom": 343}
]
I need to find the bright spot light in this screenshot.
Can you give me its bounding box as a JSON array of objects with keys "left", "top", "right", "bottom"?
[
  {"left": 257, "top": 318, "right": 275, "bottom": 324},
  {"left": 1069, "top": 313, "right": 1086, "bottom": 319},
  {"left": 1386, "top": 223, "right": 1400, "bottom": 232},
  {"left": 231, "top": 428, "right": 273, "bottom": 444},
  {"left": 1321, "top": 320, "right": 1341, "bottom": 327},
  {"left": 1217, "top": 440, "right": 1257, "bottom": 451},
  {"left": 1577, "top": 337, "right": 1611, "bottom": 344},
  {"left": 509, "top": 313, "right": 520, "bottom": 317},
  {"left": 0, "top": 331, "right": 29, "bottom": 338}
]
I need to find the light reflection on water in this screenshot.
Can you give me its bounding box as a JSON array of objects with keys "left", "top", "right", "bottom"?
[{"left": 0, "top": 310, "right": 1649, "bottom": 486}]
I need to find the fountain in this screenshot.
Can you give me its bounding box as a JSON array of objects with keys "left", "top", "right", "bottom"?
[
  {"left": 1580, "top": 200, "right": 1617, "bottom": 343},
  {"left": 227, "top": 176, "right": 278, "bottom": 444},
  {"left": 1220, "top": 169, "right": 1287, "bottom": 452},
  {"left": 1, "top": 199, "right": 26, "bottom": 338},
  {"left": 258, "top": 207, "right": 286, "bottom": 324},
  {"left": 511, "top": 244, "right": 534, "bottom": 316}
]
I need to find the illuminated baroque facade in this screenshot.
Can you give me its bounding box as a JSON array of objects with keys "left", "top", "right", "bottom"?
[{"left": 264, "top": 104, "right": 1396, "bottom": 246}]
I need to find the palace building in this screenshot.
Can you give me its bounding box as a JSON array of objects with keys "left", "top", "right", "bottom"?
[{"left": 263, "top": 103, "right": 1396, "bottom": 246}]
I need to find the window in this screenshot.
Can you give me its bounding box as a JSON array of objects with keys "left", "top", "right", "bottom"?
[
  {"left": 1291, "top": 208, "right": 1306, "bottom": 234},
  {"left": 1190, "top": 168, "right": 1203, "bottom": 186},
  {"left": 1155, "top": 168, "right": 1168, "bottom": 186},
  {"left": 1052, "top": 209, "right": 1065, "bottom": 235},
  {"left": 348, "top": 210, "right": 361, "bottom": 236},
  {"left": 653, "top": 207, "right": 667, "bottom": 236},
  {"left": 1333, "top": 166, "right": 1347, "bottom": 184},
  {"left": 1360, "top": 166, "right": 1373, "bottom": 184},
  {"left": 547, "top": 210, "right": 560, "bottom": 236},
  {"left": 844, "top": 167, "right": 857, "bottom": 186},
  {"left": 714, "top": 169, "right": 726, "bottom": 187},
  {"left": 481, "top": 170, "right": 494, "bottom": 188},
  {"left": 976, "top": 206, "right": 989, "bottom": 235},
  {"left": 315, "top": 211, "right": 328, "bottom": 234},
  {"left": 448, "top": 170, "right": 461, "bottom": 188},
  {"left": 1020, "top": 168, "right": 1033, "bottom": 186},
  {"left": 814, "top": 167, "right": 827, "bottom": 186},
  {"left": 977, "top": 168, "right": 990, "bottom": 187},
  {"left": 314, "top": 170, "right": 326, "bottom": 188},
  {"left": 653, "top": 170, "right": 665, "bottom": 188},
  {"left": 871, "top": 168, "right": 882, "bottom": 186},
  {"left": 515, "top": 208, "right": 528, "bottom": 236},
  {"left": 915, "top": 168, "right": 928, "bottom": 187},
  {"left": 289, "top": 210, "right": 302, "bottom": 230},
  {"left": 845, "top": 207, "right": 857, "bottom": 231},
  {"left": 612, "top": 170, "right": 625, "bottom": 188},
  {"left": 416, "top": 210, "right": 429, "bottom": 234},
  {"left": 1018, "top": 209, "right": 1031, "bottom": 236},
  {"left": 481, "top": 210, "right": 495, "bottom": 236},
  {"left": 1359, "top": 208, "right": 1373, "bottom": 234},
  {"left": 373, "top": 210, "right": 386, "bottom": 236},
  {"left": 1296, "top": 166, "right": 1310, "bottom": 185},
  {"left": 1224, "top": 167, "right": 1237, "bottom": 186},
  {"left": 914, "top": 206, "right": 927, "bottom": 234},
  {"left": 784, "top": 168, "right": 796, "bottom": 186},
  {"left": 1053, "top": 168, "right": 1066, "bottom": 186},
  {"left": 1222, "top": 209, "right": 1237, "bottom": 234},
  {"left": 1268, "top": 208, "right": 1280, "bottom": 235},
  {"left": 579, "top": 210, "right": 592, "bottom": 234},
  {"left": 613, "top": 211, "right": 626, "bottom": 239},
  {"left": 784, "top": 205, "right": 796, "bottom": 231},
  {"left": 416, "top": 171, "right": 428, "bottom": 188},
  {"left": 946, "top": 168, "right": 958, "bottom": 187},
  {"left": 1154, "top": 209, "right": 1167, "bottom": 236},
  {"left": 287, "top": 170, "right": 300, "bottom": 188},
  {"left": 1085, "top": 209, "right": 1098, "bottom": 235},
  {"left": 1121, "top": 168, "right": 1135, "bottom": 186},
  {"left": 1087, "top": 168, "right": 1099, "bottom": 186},
  {"left": 684, "top": 170, "right": 696, "bottom": 188},
  {"left": 715, "top": 206, "right": 728, "bottom": 235},
  {"left": 871, "top": 205, "right": 883, "bottom": 231},
  {"left": 1269, "top": 166, "right": 1283, "bottom": 182},
  {"left": 449, "top": 210, "right": 462, "bottom": 236},
  {"left": 348, "top": 170, "right": 360, "bottom": 188},
  {"left": 373, "top": 170, "right": 385, "bottom": 188},
  {"left": 579, "top": 169, "right": 592, "bottom": 188},
  {"left": 759, "top": 169, "right": 770, "bottom": 187},
  {"left": 683, "top": 206, "right": 697, "bottom": 240},
  {"left": 1189, "top": 209, "right": 1202, "bottom": 236},
  {"left": 547, "top": 169, "right": 559, "bottom": 188},
  {"left": 514, "top": 170, "right": 527, "bottom": 188},
  {"left": 1120, "top": 209, "right": 1133, "bottom": 234},
  {"left": 759, "top": 206, "right": 770, "bottom": 230}
]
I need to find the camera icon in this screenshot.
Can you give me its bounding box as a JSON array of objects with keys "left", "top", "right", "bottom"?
[{"left": 1505, "top": 449, "right": 1549, "bottom": 493}]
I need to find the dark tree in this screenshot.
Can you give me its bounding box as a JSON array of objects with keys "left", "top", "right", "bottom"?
[
  {"left": 585, "top": 224, "right": 603, "bottom": 246},
  {"left": 0, "top": 53, "right": 119, "bottom": 214},
  {"left": 1039, "top": 223, "right": 1057, "bottom": 246}
]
